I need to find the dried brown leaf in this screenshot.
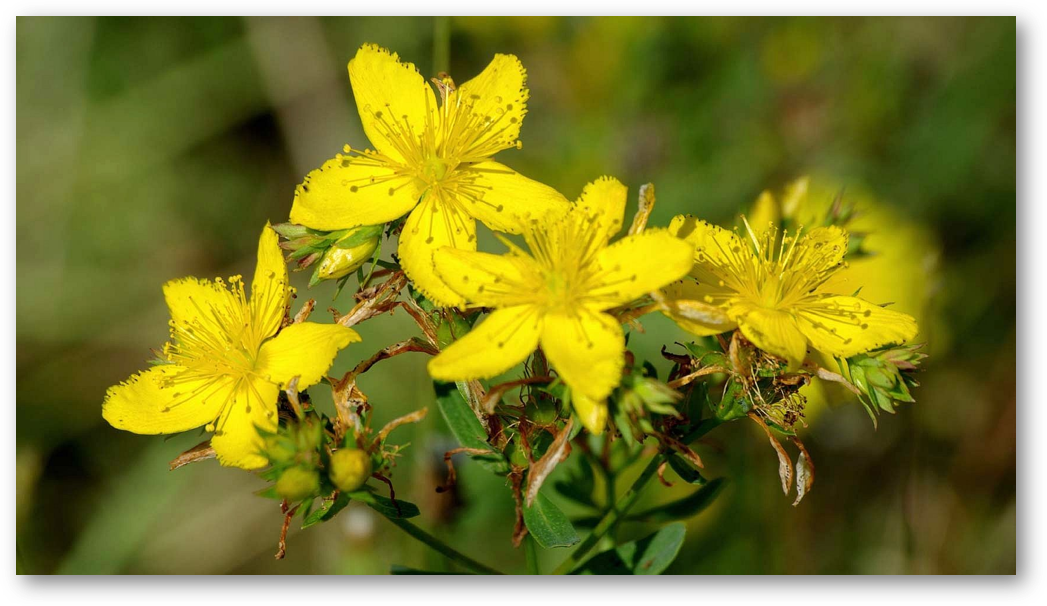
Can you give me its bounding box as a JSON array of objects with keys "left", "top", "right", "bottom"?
[{"left": 525, "top": 419, "right": 574, "bottom": 507}]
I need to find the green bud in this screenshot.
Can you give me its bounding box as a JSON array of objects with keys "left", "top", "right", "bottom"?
[
  {"left": 275, "top": 466, "right": 320, "bottom": 501},
  {"left": 848, "top": 344, "right": 925, "bottom": 417},
  {"left": 264, "top": 435, "right": 297, "bottom": 465},
  {"left": 863, "top": 366, "right": 896, "bottom": 390},
  {"left": 295, "top": 416, "right": 324, "bottom": 453},
  {"left": 507, "top": 441, "right": 530, "bottom": 469},
  {"left": 329, "top": 448, "right": 372, "bottom": 493},
  {"left": 316, "top": 228, "right": 380, "bottom": 281}
]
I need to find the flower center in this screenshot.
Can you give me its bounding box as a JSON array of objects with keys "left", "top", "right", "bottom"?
[
  {"left": 422, "top": 156, "right": 449, "bottom": 183},
  {"left": 164, "top": 276, "right": 260, "bottom": 387}
]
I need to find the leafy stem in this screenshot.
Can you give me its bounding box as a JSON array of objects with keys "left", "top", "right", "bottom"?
[{"left": 551, "top": 418, "right": 723, "bottom": 575}]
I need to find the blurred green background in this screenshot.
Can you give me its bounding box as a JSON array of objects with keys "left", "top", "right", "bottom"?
[{"left": 16, "top": 16, "right": 1015, "bottom": 574}]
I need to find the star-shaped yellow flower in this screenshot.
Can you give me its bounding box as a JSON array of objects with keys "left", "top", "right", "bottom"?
[
  {"left": 426, "top": 177, "right": 694, "bottom": 433},
  {"left": 660, "top": 215, "right": 918, "bottom": 367},
  {"left": 289, "top": 44, "right": 568, "bottom": 306},
  {"left": 102, "top": 225, "right": 360, "bottom": 469}
]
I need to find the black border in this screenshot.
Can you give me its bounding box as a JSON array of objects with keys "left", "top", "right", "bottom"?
[{"left": 4, "top": 4, "right": 1042, "bottom": 602}]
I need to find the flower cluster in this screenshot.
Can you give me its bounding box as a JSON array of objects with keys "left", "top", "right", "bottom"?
[{"left": 102, "top": 44, "right": 925, "bottom": 572}]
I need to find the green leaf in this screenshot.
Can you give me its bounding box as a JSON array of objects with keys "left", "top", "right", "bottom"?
[
  {"left": 628, "top": 477, "right": 726, "bottom": 522},
  {"left": 390, "top": 565, "right": 470, "bottom": 575},
  {"left": 553, "top": 455, "right": 597, "bottom": 509},
  {"left": 301, "top": 491, "right": 351, "bottom": 529},
  {"left": 350, "top": 490, "right": 420, "bottom": 519},
  {"left": 667, "top": 454, "right": 707, "bottom": 485},
  {"left": 523, "top": 492, "right": 580, "bottom": 548},
  {"left": 575, "top": 522, "right": 687, "bottom": 575},
  {"left": 434, "top": 381, "right": 510, "bottom": 473},
  {"left": 271, "top": 223, "right": 311, "bottom": 239},
  {"left": 333, "top": 224, "right": 383, "bottom": 248}
]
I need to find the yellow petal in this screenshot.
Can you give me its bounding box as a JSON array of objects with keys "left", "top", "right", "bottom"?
[
  {"left": 433, "top": 246, "right": 536, "bottom": 308},
  {"left": 289, "top": 155, "right": 422, "bottom": 231},
  {"left": 102, "top": 365, "right": 223, "bottom": 435},
  {"left": 162, "top": 277, "right": 237, "bottom": 333},
  {"left": 747, "top": 190, "right": 780, "bottom": 235},
  {"left": 794, "top": 226, "right": 848, "bottom": 275},
  {"left": 428, "top": 306, "right": 542, "bottom": 381},
  {"left": 398, "top": 193, "right": 477, "bottom": 307},
  {"left": 250, "top": 224, "right": 290, "bottom": 342},
  {"left": 572, "top": 176, "right": 628, "bottom": 243},
  {"left": 211, "top": 377, "right": 279, "bottom": 470},
  {"left": 540, "top": 310, "right": 624, "bottom": 402},
  {"left": 255, "top": 322, "right": 361, "bottom": 390},
  {"left": 571, "top": 392, "right": 608, "bottom": 435},
  {"left": 796, "top": 296, "right": 918, "bottom": 358},
  {"left": 454, "top": 54, "right": 529, "bottom": 158},
  {"left": 588, "top": 229, "right": 693, "bottom": 309},
  {"left": 729, "top": 302, "right": 808, "bottom": 366},
  {"left": 668, "top": 215, "right": 752, "bottom": 290},
  {"left": 780, "top": 176, "right": 809, "bottom": 217},
  {"left": 659, "top": 280, "right": 737, "bottom": 337},
  {"left": 347, "top": 44, "right": 435, "bottom": 163},
  {"left": 456, "top": 161, "right": 568, "bottom": 234}
]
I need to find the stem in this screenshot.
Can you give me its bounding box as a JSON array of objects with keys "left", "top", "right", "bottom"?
[
  {"left": 603, "top": 460, "right": 617, "bottom": 545},
  {"left": 552, "top": 456, "right": 663, "bottom": 575},
  {"left": 384, "top": 516, "right": 505, "bottom": 575},
  {"left": 551, "top": 417, "right": 724, "bottom": 575},
  {"left": 433, "top": 16, "right": 450, "bottom": 74},
  {"left": 524, "top": 535, "right": 540, "bottom": 575}
]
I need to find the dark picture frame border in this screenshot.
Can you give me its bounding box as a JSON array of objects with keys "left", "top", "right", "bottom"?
[{"left": 4, "top": 3, "right": 1042, "bottom": 602}]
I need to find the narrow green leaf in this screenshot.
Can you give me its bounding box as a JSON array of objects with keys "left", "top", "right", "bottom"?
[
  {"left": 628, "top": 477, "right": 726, "bottom": 522},
  {"left": 350, "top": 490, "right": 420, "bottom": 519},
  {"left": 301, "top": 491, "right": 351, "bottom": 529},
  {"left": 434, "top": 381, "right": 509, "bottom": 473},
  {"left": 523, "top": 492, "right": 579, "bottom": 548},
  {"left": 575, "top": 522, "right": 687, "bottom": 575},
  {"left": 667, "top": 454, "right": 707, "bottom": 485},
  {"left": 333, "top": 224, "right": 383, "bottom": 248}
]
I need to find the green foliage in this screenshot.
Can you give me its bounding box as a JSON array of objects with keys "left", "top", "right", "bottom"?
[
  {"left": 523, "top": 492, "right": 580, "bottom": 549},
  {"left": 433, "top": 380, "right": 510, "bottom": 473},
  {"left": 574, "top": 523, "right": 687, "bottom": 575}
]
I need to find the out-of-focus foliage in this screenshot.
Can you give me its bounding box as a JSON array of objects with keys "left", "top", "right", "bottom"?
[{"left": 16, "top": 16, "right": 1014, "bottom": 574}]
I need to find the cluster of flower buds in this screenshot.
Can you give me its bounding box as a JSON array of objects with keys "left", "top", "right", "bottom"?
[
  {"left": 259, "top": 410, "right": 376, "bottom": 504},
  {"left": 843, "top": 344, "right": 926, "bottom": 417}
]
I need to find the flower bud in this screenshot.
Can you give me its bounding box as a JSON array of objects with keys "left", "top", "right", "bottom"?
[
  {"left": 316, "top": 228, "right": 380, "bottom": 281},
  {"left": 848, "top": 344, "right": 925, "bottom": 416},
  {"left": 275, "top": 466, "right": 320, "bottom": 501},
  {"left": 295, "top": 416, "right": 324, "bottom": 453},
  {"left": 329, "top": 448, "right": 372, "bottom": 493},
  {"left": 263, "top": 435, "right": 297, "bottom": 465}
]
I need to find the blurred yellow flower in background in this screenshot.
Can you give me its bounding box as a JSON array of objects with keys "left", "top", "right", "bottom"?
[
  {"left": 102, "top": 225, "right": 360, "bottom": 469},
  {"left": 762, "top": 176, "right": 942, "bottom": 415},
  {"left": 661, "top": 212, "right": 918, "bottom": 368},
  {"left": 289, "top": 44, "right": 568, "bottom": 306},
  {"left": 427, "top": 177, "right": 693, "bottom": 433}
]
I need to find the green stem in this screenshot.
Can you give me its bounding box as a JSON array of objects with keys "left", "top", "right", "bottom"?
[
  {"left": 551, "top": 417, "right": 724, "bottom": 575},
  {"left": 524, "top": 535, "right": 540, "bottom": 575},
  {"left": 433, "top": 16, "right": 450, "bottom": 74},
  {"left": 384, "top": 516, "right": 505, "bottom": 575},
  {"left": 552, "top": 455, "right": 663, "bottom": 575}
]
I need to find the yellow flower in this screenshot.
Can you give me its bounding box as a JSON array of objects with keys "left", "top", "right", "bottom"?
[
  {"left": 102, "top": 225, "right": 360, "bottom": 469},
  {"left": 426, "top": 177, "right": 694, "bottom": 433},
  {"left": 747, "top": 176, "right": 939, "bottom": 417},
  {"left": 289, "top": 44, "right": 568, "bottom": 306},
  {"left": 661, "top": 214, "right": 918, "bottom": 367}
]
